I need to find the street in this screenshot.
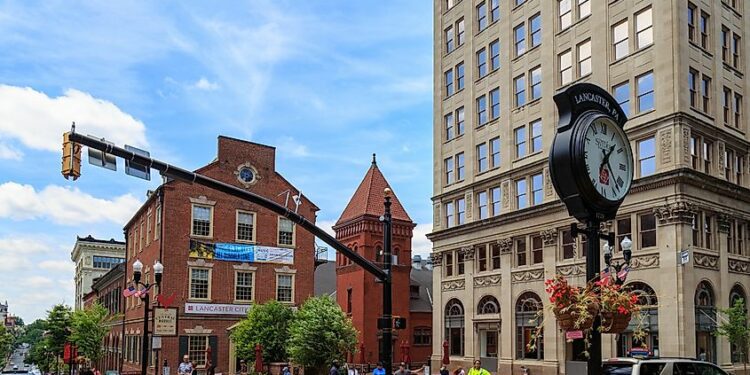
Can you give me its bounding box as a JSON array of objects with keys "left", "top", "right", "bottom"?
[{"left": 2, "top": 347, "right": 31, "bottom": 374}]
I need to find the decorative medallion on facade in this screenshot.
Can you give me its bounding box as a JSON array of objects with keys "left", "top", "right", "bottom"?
[
  {"left": 694, "top": 253, "right": 720, "bottom": 270},
  {"left": 557, "top": 264, "right": 585, "bottom": 276},
  {"left": 540, "top": 229, "right": 558, "bottom": 246},
  {"left": 474, "top": 274, "right": 502, "bottom": 288},
  {"left": 234, "top": 162, "right": 261, "bottom": 188},
  {"left": 660, "top": 129, "right": 673, "bottom": 164},
  {"left": 729, "top": 258, "right": 750, "bottom": 275},
  {"left": 465, "top": 192, "right": 473, "bottom": 220},
  {"left": 442, "top": 279, "right": 465, "bottom": 291},
  {"left": 511, "top": 269, "right": 544, "bottom": 284},
  {"left": 430, "top": 252, "right": 443, "bottom": 267},
  {"left": 544, "top": 168, "right": 553, "bottom": 197},
  {"left": 682, "top": 127, "right": 691, "bottom": 164},
  {"left": 459, "top": 246, "right": 475, "bottom": 260},
  {"left": 630, "top": 254, "right": 660, "bottom": 270},
  {"left": 717, "top": 214, "right": 731, "bottom": 233},
  {"left": 502, "top": 180, "right": 510, "bottom": 209},
  {"left": 653, "top": 201, "right": 696, "bottom": 224},
  {"left": 497, "top": 238, "right": 513, "bottom": 254}
]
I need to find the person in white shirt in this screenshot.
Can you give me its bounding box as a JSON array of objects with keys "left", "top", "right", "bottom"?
[{"left": 178, "top": 355, "right": 193, "bottom": 375}]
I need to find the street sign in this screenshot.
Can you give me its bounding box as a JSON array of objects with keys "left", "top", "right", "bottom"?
[
  {"left": 152, "top": 336, "right": 162, "bottom": 350},
  {"left": 153, "top": 307, "right": 178, "bottom": 336},
  {"left": 125, "top": 144, "right": 151, "bottom": 180},
  {"left": 680, "top": 249, "right": 690, "bottom": 265},
  {"left": 87, "top": 136, "right": 116, "bottom": 171},
  {"left": 566, "top": 330, "right": 584, "bottom": 340}
]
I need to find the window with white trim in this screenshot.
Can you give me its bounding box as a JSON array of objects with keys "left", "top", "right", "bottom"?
[
  {"left": 191, "top": 205, "right": 212, "bottom": 237},
  {"left": 237, "top": 211, "right": 255, "bottom": 242},
  {"left": 278, "top": 218, "right": 295, "bottom": 246},
  {"left": 235, "top": 271, "right": 254, "bottom": 302},
  {"left": 276, "top": 274, "right": 294, "bottom": 303},
  {"left": 189, "top": 268, "right": 211, "bottom": 300}
]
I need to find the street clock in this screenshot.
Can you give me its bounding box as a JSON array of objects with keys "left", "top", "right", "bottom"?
[{"left": 549, "top": 83, "right": 634, "bottom": 222}]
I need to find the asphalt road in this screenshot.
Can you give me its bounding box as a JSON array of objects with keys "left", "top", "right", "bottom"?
[{"left": 3, "top": 347, "right": 29, "bottom": 373}]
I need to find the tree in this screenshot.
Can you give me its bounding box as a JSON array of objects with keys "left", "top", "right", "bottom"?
[
  {"left": 16, "top": 319, "right": 45, "bottom": 347},
  {"left": 231, "top": 301, "right": 294, "bottom": 363},
  {"left": 717, "top": 298, "right": 750, "bottom": 373},
  {"left": 45, "top": 304, "right": 72, "bottom": 356},
  {"left": 70, "top": 303, "right": 109, "bottom": 363},
  {"left": 287, "top": 297, "right": 357, "bottom": 375},
  {"left": 0, "top": 325, "right": 14, "bottom": 369}
]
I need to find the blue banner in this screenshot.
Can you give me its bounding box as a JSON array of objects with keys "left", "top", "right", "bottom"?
[{"left": 214, "top": 243, "right": 255, "bottom": 262}]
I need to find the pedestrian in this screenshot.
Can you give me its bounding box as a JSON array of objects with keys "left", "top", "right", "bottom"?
[
  {"left": 452, "top": 366, "right": 465, "bottom": 375},
  {"left": 467, "top": 360, "right": 488, "bottom": 375},
  {"left": 394, "top": 362, "right": 410, "bottom": 375},
  {"left": 92, "top": 368, "right": 100, "bottom": 375},
  {"left": 347, "top": 364, "right": 359, "bottom": 375},
  {"left": 373, "top": 362, "right": 385, "bottom": 375},
  {"left": 439, "top": 366, "right": 449, "bottom": 375},
  {"left": 330, "top": 361, "right": 340, "bottom": 375},
  {"left": 178, "top": 355, "right": 193, "bottom": 375},
  {"left": 698, "top": 348, "right": 707, "bottom": 361},
  {"left": 338, "top": 363, "right": 348, "bottom": 375},
  {"left": 239, "top": 360, "right": 248, "bottom": 375},
  {"left": 283, "top": 367, "right": 292, "bottom": 375}
]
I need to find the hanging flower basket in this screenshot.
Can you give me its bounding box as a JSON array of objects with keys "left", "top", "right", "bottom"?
[
  {"left": 546, "top": 275, "right": 599, "bottom": 332},
  {"left": 600, "top": 311, "right": 632, "bottom": 334},
  {"left": 555, "top": 301, "right": 599, "bottom": 331}
]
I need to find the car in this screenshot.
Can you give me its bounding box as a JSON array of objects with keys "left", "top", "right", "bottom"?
[
  {"left": 12, "top": 366, "right": 17, "bottom": 371},
  {"left": 603, "top": 357, "right": 730, "bottom": 374}
]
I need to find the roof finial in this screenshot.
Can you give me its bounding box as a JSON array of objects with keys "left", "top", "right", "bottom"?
[{"left": 372, "top": 153, "right": 377, "bottom": 166}]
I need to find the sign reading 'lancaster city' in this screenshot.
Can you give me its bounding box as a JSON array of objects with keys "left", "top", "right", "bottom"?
[
  {"left": 184, "top": 302, "right": 251, "bottom": 316},
  {"left": 189, "top": 239, "right": 294, "bottom": 264}
]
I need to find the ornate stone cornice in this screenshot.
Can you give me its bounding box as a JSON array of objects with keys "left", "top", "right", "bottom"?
[
  {"left": 497, "top": 238, "right": 513, "bottom": 254},
  {"left": 474, "top": 274, "right": 502, "bottom": 288},
  {"left": 729, "top": 258, "right": 750, "bottom": 275},
  {"left": 653, "top": 201, "right": 696, "bottom": 225},
  {"left": 540, "top": 229, "right": 558, "bottom": 246},
  {"left": 429, "top": 252, "right": 443, "bottom": 267},
  {"left": 442, "top": 279, "right": 465, "bottom": 291},
  {"left": 511, "top": 268, "right": 544, "bottom": 284},
  {"left": 717, "top": 214, "right": 731, "bottom": 233},
  {"left": 557, "top": 263, "right": 585, "bottom": 277},
  {"left": 459, "top": 246, "right": 476, "bottom": 260},
  {"left": 694, "top": 252, "right": 720, "bottom": 270},
  {"left": 630, "top": 254, "right": 660, "bottom": 270}
]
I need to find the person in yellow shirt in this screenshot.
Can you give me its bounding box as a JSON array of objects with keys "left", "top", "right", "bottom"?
[{"left": 466, "top": 360, "right": 489, "bottom": 375}]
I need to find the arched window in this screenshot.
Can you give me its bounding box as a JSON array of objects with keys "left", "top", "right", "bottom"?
[
  {"left": 695, "top": 281, "right": 717, "bottom": 363},
  {"left": 376, "top": 246, "right": 383, "bottom": 263},
  {"left": 617, "top": 282, "right": 659, "bottom": 357},
  {"left": 444, "top": 299, "right": 464, "bottom": 356},
  {"left": 729, "top": 284, "right": 747, "bottom": 363},
  {"left": 393, "top": 247, "right": 400, "bottom": 265},
  {"left": 477, "top": 295, "right": 500, "bottom": 314},
  {"left": 516, "top": 292, "right": 543, "bottom": 360}
]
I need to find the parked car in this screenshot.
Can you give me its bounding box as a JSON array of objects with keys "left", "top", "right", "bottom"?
[{"left": 603, "top": 357, "right": 729, "bottom": 374}]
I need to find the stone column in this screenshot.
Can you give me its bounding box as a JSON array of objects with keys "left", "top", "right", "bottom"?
[
  {"left": 540, "top": 229, "right": 561, "bottom": 375},
  {"left": 717, "top": 215, "right": 732, "bottom": 368},
  {"left": 459, "top": 246, "right": 477, "bottom": 362},
  {"left": 430, "top": 252, "right": 444, "bottom": 368},
  {"left": 497, "top": 239, "right": 514, "bottom": 375}
]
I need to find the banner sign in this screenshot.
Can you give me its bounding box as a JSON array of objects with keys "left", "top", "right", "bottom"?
[
  {"left": 189, "top": 240, "right": 294, "bottom": 264},
  {"left": 153, "top": 307, "right": 178, "bottom": 336},
  {"left": 185, "top": 302, "right": 251, "bottom": 316}
]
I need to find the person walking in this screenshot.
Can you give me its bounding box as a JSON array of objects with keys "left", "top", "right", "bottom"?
[
  {"left": 178, "top": 355, "right": 193, "bottom": 375},
  {"left": 372, "top": 362, "right": 385, "bottom": 375},
  {"left": 347, "top": 364, "right": 359, "bottom": 375},
  {"left": 330, "top": 361, "right": 340, "bottom": 375},
  {"left": 467, "top": 360, "right": 488, "bottom": 375},
  {"left": 394, "top": 362, "right": 410, "bottom": 375},
  {"left": 282, "top": 367, "right": 292, "bottom": 375}
]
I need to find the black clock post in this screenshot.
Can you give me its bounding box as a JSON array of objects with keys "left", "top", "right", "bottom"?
[{"left": 549, "top": 83, "right": 634, "bottom": 375}]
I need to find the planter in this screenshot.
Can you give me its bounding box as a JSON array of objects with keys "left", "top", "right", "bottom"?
[
  {"left": 600, "top": 311, "right": 632, "bottom": 334},
  {"left": 555, "top": 302, "right": 599, "bottom": 331}
]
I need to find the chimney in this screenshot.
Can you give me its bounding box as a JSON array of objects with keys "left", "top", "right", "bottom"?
[{"left": 412, "top": 255, "right": 422, "bottom": 269}]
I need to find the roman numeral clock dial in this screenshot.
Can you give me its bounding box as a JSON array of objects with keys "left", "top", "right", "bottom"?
[{"left": 582, "top": 117, "right": 633, "bottom": 202}]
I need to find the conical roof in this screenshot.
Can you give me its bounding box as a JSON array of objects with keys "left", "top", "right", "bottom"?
[{"left": 336, "top": 154, "right": 412, "bottom": 225}]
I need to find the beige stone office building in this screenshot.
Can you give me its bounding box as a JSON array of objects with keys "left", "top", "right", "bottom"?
[
  {"left": 429, "top": 0, "right": 750, "bottom": 373},
  {"left": 71, "top": 235, "right": 125, "bottom": 310}
]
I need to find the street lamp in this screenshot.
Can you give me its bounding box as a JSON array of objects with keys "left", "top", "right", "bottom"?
[
  {"left": 132, "top": 259, "right": 163, "bottom": 375},
  {"left": 603, "top": 236, "right": 632, "bottom": 284}
]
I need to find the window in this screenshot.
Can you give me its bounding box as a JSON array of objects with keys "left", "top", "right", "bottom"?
[
  {"left": 191, "top": 205, "right": 212, "bottom": 237},
  {"left": 491, "top": 187, "right": 501, "bottom": 216},
  {"left": 562, "top": 230, "right": 576, "bottom": 259},
  {"left": 639, "top": 213, "right": 657, "bottom": 248},
  {"left": 235, "top": 272, "right": 254, "bottom": 302},
  {"left": 490, "top": 88, "right": 500, "bottom": 119},
  {"left": 530, "top": 67, "right": 542, "bottom": 100},
  {"left": 491, "top": 243, "right": 501, "bottom": 269},
  {"left": 516, "top": 293, "right": 543, "bottom": 360},
  {"left": 689, "top": 69, "right": 698, "bottom": 108},
  {"left": 445, "top": 69, "right": 454, "bottom": 97},
  {"left": 636, "top": 7, "right": 653, "bottom": 49},
  {"left": 347, "top": 288, "right": 352, "bottom": 313},
  {"left": 457, "top": 198, "right": 466, "bottom": 225},
  {"left": 477, "top": 143, "right": 488, "bottom": 173},
  {"left": 699, "top": 11, "right": 709, "bottom": 49},
  {"left": 701, "top": 74, "right": 711, "bottom": 113},
  {"left": 704, "top": 140, "right": 713, "bottom": 173},
  {"left": 447, "top": 0, "right": 455, "bottom": 10},
  {"left": 559, "top": 0, "right": 572, "bottom": 30},
  {"left": 146, "top": 214, "right": 151, "bottom": 246},
  {"left": 278, "top": 218, "right": 294, "bottom": 246},
  {"left": 477, "top": 48, "right": 488, "bottom": 78},
  {"left": 445, "top": 300, "right": 465, "bottom": 356},
  {"left": 692, "top": 213, "right": 702, "bottom": 247},
  {"left": 445, "top": 202, "right": 455, "bottom": 228},
  {"left": 690, "top": 136, "right": 699, "bottom": 169},
  {"left": 155, "top": 205, "right": 161, "bottom": 240},
  {"left": 445, "top": 156, "right": 454, "bottom": 184},
  {"left": 478, "top": 295, "right": 499, "bottom": 314},
  {"left": 532, "top": 173, "right": 543, "bottom": 205},
  {"left": 578, "top": 0, "right": 590, "bottom": 19},
  {"left": 514, "top": 75, "right": 526, "bottom": 107},
  {"left": 688, "top": 3, "right": 697, "bottom": 42},
  {"left": 514, "top": 0, "right": 525, "bottom": 6},
  {"left": 515, "top": 126, "right": 527, "bottom": 158},
  {"left": 490, "top": 137, "right": 501, "bottom": 168},
  {"left": 456, "top": 62, "right": 465, "bottom": 90},
  {"left": 636, "top": 71, "right": 654, "bottom": 112},
  {"left": 477, "top": 95, "right": 488, "bottom": 126},
  {"left": 530, "top": 14, "right": 541, "bottom": 48},
  {"left": 705, "top": 214, "right": 714, "bottom": 249},
  {"left": 578, "top": 40, "right": 591, "bottom": 77},
  {"left": 532, "top": 236, "right": 543, "bottom": 264},
  {"left": 456, "top": 107, "right": 465, "bottom": 135},
  {"left": 276, "top": 274, "right": 294, "bottom": 302},
  {"left": 722, "top": 27, "right": 730, "bottom": 63},
  {"left": 638, "top": 137, "right": 656, "bottom": 177},
  {"left": 189, "top": 268, "right": 210, "bottom": 300},
  {"left": 560, "top": 50, "right": 572, "bottom": 85},
  {"left": 490, "top": 0, "right": 500, "bottom": 22},
  {"left": 613, "top": 20, "right": 629, "bottom": 60},
  {"left": 457, "top": 152, "right": 465, "bottom": 180},
  {"left": 445, "top": 26, "right": 455, "bottom": 53},
  {"left": 477, "top": 2, "right": 488, "bottom": 31},
  {"left": 723, "top": 87, "right": 732, "bottom": 125},
  {"left": 613, "top": 82, "right": 630, "bottom": 117},
  {"left": 445, "top": 112, "right": 455, "bottom": 141},
  {"left": 490, "top": 39, "right": 500, "bottom": 70},
  {"left": 237, "top": 211, "right": 255, "bottom": 242},
  {"left": 516, "top": 178, "right": 528, "bottom": 209},
  {"left": 735, "top": 94, "right": 743, "bottom": 129},
  {"left": 457, "top": 18, "right": 465, "bottom": 46},
  {"left": 616, "top": 217, "right": 632, "bottom": 252},
  {"left": 414, "top": 327, "right": 431, "bottom": 346},
  {"left": 457, "top": 250, "right": 465, "bottom": 275},
  {"left": 514, "top": 23, "right": 526, "bottom": 56},
  {"left": 516, "top": 238, "right": 527, "bottom": 266},
  {"left": 188, "top": 336, "right": 209, "bottom": 366},
  {"left": 477, "top": 191, "right": 488, "bottom": 219},
  {"left": 92, "top": 256, "right": 124, "bottom": 269},
  {"left": 732, "top": 34, "right": 741, "bottom": 69},
  {"left": 725, "top": 149, "right": 734, "bottom": 180}
]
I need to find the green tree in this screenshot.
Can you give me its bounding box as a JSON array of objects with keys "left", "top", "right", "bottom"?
[
  {"left": 0, "top": 325, "right": 14, "bottom": 368},
  {"left": 717, "top": 298, "right": 750, "bottom": 373},
  {"left": 231, "top": 301, "right": 294, "bottom": 363},
  {"left": 287, "top": 297, "right": 357, "bottom": 375},
  {"left": 70, "top": 303, "right": 109, "bottom": 362},
  {"left": 16, "top": 319, "right": 45, "bottom": 347},
  {"left": 45, "top": 304, "right": 72, "bottom": 356}
]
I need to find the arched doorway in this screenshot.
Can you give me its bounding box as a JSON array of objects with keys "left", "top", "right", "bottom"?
[
  {"left": 617, "top": 282, "right": 659, "bottom": 357},
  {"left": 445, "top": 299, "right": 465, "bottom": 356},
  {"left": 476, "top": 295, "right": 500, "bottom": 365},
  {"left": 516, "top": 292, "right": 543, "bottom": 360},
  {"left": 695, "top": 281, "right": 717, "bottom": 363}
]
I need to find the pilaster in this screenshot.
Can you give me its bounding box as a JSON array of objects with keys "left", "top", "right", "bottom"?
[
  {"left": 717, "top": 214, "right": 732, "bottom": 368},
  {"left": 498, "top": 238, "right": 514, "bottom": 374},
  {"left": 430, "top": 252, "right": 444, "bottom": 365},
  {"left": 460, "top": 246, "right": 476, "bottom": 360},
  {"left": 540, "top": 229, "right": 561, "bottom": 373}
]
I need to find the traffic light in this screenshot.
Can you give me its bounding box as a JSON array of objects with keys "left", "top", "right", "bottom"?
[
  {"left": 393, "top": 316, "right": 407, "bottom": 330},
  {"left": 61, "top": 132, "right": 82, "bottom": 180}
]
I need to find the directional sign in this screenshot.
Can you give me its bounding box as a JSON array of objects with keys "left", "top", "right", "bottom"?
[
  {"left": 87, "top": 136, "right": 116, "bottom": 171},
  {"left": 125, "top": 144, "right": 150, "bottom": 180}
]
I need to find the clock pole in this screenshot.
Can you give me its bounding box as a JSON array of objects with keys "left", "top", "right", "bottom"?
[{"left": 584, "top": 219, "right": 602, "bottom": 375}]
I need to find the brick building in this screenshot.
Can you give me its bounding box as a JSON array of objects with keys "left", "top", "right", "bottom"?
[
  {"left": 333, "top": 157, "right": 433, "bottom": 366},
  {"left": 121, "top": 136, "right": 318, "bottom": 374},
  {"left": 86, "top": 263, "right": 126, "bottom": 373}
]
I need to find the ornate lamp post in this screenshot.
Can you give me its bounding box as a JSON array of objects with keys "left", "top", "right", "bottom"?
[
  {"left": 132, "top": 259, "right": 163, "bottom": 375},
  {"left": 603, "top": 236, "right": 633, "bottom": 284}
]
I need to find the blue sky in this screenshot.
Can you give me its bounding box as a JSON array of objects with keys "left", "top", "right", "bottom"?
[{"left": 0, "top": 1, "right": 433, "bottom": 321}]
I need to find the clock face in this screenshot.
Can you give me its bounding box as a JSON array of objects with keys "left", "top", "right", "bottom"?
[
  {"left": 582, "top": 116, "right": 634, "bottom": 202},
  {"left": 239, "top": 167, "right": 254, "bottom": 183}
]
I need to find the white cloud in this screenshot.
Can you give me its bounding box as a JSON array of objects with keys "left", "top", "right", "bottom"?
[
  {"left": 0, "top": 85, "right": 149, "bottom": 154},
  {"left": 26, "top": 276, "right": 54, "bottom": 288},
  {"left": 0, "top": 142, "right": 22, "bottom": 160},
  {"left": 412, "top": 223, "right": 433, "bottom": 258},
  {"left": 0, "top": 182, "right": 142, "bottom": 225},
  {"left": 193, "top": 77, "right": 220, "bottom": 91},
  {"left": 39, "top": 260, "right": 75, "bottom": 273},
  {"left": 277, "top": 136, "right": 311, "bottom": 158}
]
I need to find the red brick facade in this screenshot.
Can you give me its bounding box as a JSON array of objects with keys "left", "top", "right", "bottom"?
[
  {"left": 88, "top": 263, "right": 126, "bottom": 373},
  {"left": 121, "top": 136, "right": 318, "bottom": 374}
]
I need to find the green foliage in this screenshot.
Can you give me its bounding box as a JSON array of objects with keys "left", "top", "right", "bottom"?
[
  {"left": 0, "top": 325, "right": 14, "bottom": 368},
  {"left": 717, "top": 298, "right": 750, "bottom": 366},
  {"left": 16, "top": 319, "right": 45, "bottom": 347},
  {"left": 231, "top": 301, "right": 294, "bottom": 363},
  {"left": 287, "top": 297, "right": 357, "bottom": 375},
  {"left": 45, "top": 304, "right": 72, "bottom": 355},
  {"left": 70, "top": 303, "right": 109, "bottom": 362}
]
